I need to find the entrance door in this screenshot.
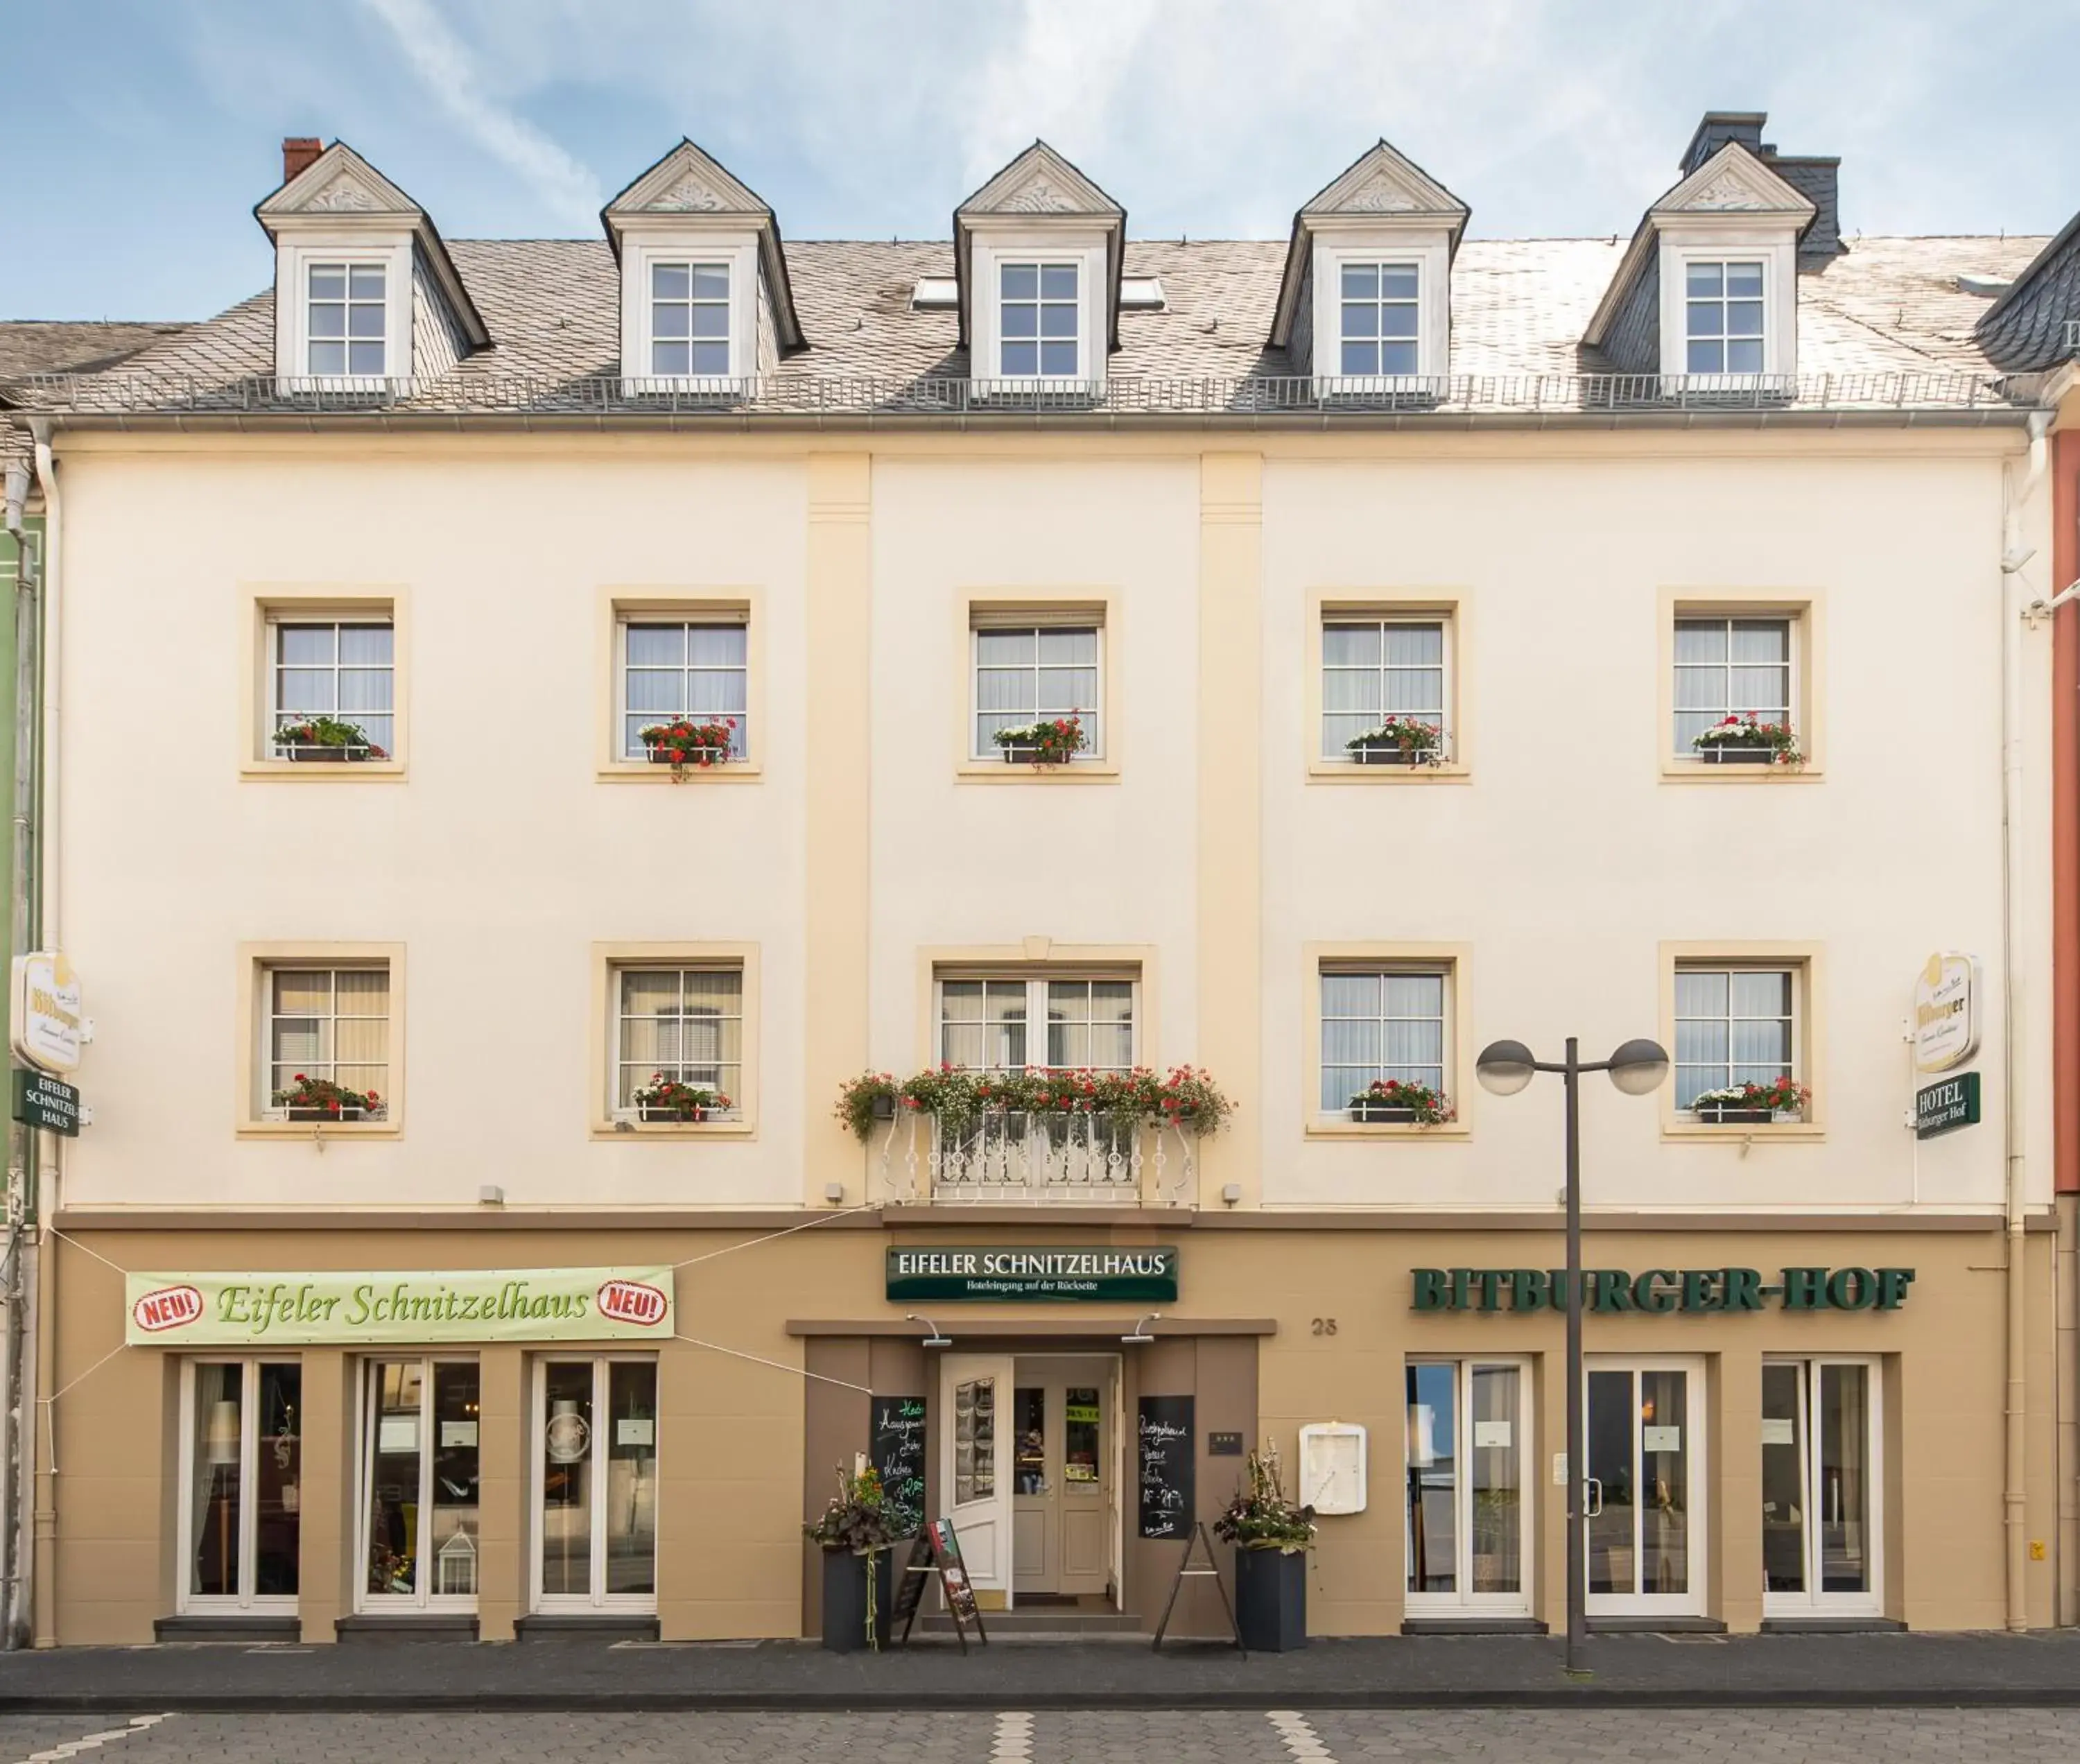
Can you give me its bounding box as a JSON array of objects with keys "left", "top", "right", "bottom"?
[
  {"left": 1584, "top": 1358, "right": 1704, "bottom": 1618},
  {"left": 1762, "top": 1358, "right": 1880, "bottom": 1616},
  {"left": 1011, "top": 1355, "right": 1116, "bottom": 1600},
  {"left": 940, "top": 1354, "right": 1014, "bottom": 1607},
  {"left": 530, "top": 1356, "right": 659, "bottom": 1613}
]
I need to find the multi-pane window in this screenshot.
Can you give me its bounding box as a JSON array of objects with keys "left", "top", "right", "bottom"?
[
  {"left": 999, "top": 262, "right": 1079, "bottom": 377},
  {"left": 271, "top": 619, "right": 395, "bottom": 756},
  {"left": 1673, "top": 617, "right": 1792, "bottom": 753},
  {"left": 265, "top": 965, "right": 389, "bottom": 1115},
  {"left": 972, "top": 623, "right": 1100, "bottom": 759},
  {"left": 307, "top": 263, "right": 387, "bottom": 377},
  {"left": 621, "top": 621, "right": 748, "bottom": 759},
  {"left": 936, "top": 976, "right": 1136, "bottom": 1073},
  {"left": 1321, "top": 618, "right": 1447, "bottom": 759},
  {"left": 181, "top": 1360, "right": 301, "bottom": 1611},
  {"left": 1339, "top": 262, "right": 1420, "bottom": 377},
  {"left": 361, "top": 1360, "right": 481, "bottom": 1608},
  {"left": 650, "top": 261, "right": 730, "bottom": 377},
  {"left": 1674, "top": 967, "right": 1794, "bottom": 1109},
  {"left": 1684, "top": 260, "right": 1766, "bottom": 374},
  {"left": 614, "top": 967, "right": 743, "bottom": 1113},
  {"left": 1320, "top": 967, "right": 1447, "bottom": 1116}
]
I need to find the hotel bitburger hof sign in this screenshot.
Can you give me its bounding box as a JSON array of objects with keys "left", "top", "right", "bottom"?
[{"left": 125, "top": 1267, "right": 675, "bottom": 1347}]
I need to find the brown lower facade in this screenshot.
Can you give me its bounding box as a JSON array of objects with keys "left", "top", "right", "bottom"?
[{"left": 33, "top": 1208, "right": 2062, "bottom": 1643}]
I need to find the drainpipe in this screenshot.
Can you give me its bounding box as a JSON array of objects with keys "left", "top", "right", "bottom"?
[{"left": 25, "top": 424, "right": 57, "bottom": 1652}]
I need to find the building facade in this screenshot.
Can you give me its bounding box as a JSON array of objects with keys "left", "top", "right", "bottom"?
[{"left": 7, "top": 115, "right": 2080, "bottom": 1645}]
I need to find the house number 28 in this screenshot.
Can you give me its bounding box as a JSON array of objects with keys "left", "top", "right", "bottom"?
[{"left": 1311, "top": 1317, "right": 1337, "bottom": 1336}]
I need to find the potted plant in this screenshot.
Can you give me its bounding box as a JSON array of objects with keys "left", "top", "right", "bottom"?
[
  {"left": 633, "top": 1074, "right": 729, "bottom": 1123},
  {"left": 1345, "top": 715, "right": 1441, "bottom": 767},
  {"left": 835, "top": 1072, "right": 901, "bottom": 1141},
  {"left": 1348, "top": 1078, "right": 1453, "bottom": 1125},
  {"left": 804, "top": 1463, "right": 901, "bottom": 1652},
  {"left": 274, "top": 1073, "right": 381, "bottom": 1122},
  {"left": 274, "top": 714, "right": 384, "bottom": 761},
  {"left": 1690, "top": 713, "right": 1803, "bottom": 767},
  {"left": 640, "top": 716, "right": 737, "bottom": 779},
  {"left": 1690, "top": 1076, "right": 1810, "bottom": 1125},
  {"left": 992, "top": 714, "right": 1084, "bottom": 765},
  {"left": 1213, "top": 1442, "right": 1317, "bottom": 1652}
]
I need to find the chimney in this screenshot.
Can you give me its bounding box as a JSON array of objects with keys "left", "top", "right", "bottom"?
[
  {"left": 1681, "top": 112, "right": 1769, "bottom": 175},
  {"left": 1680, "top": 111, "right": 1844, "bottom": 261},
  {"left": 281, "top": 137, "right": 324, "bottom": 184}
]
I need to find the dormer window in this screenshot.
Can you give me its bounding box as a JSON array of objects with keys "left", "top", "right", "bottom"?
[
  {"left": 306, "top": 263, "right": 388, "bottom": 378},
  {"left": 1339, "top": 262, "right": 1420, "bottom": 377},
  {"left": 649, "top": 262, "right": 731, "bottom": 377},
  {"left": 1683, "top": 261, "right": 1765, "bottom": 374},
  {"left": 1000, "top": 262, "right": 1079, "bottom": 378}
]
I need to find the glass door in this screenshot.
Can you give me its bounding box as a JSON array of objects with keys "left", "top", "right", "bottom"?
[
  {"left": 178, "top": 1360, "right": 301, "bottom": 1614},
  {"left": 358, "top": 1359, "right": 480, "bottom": 1610},
  {"left": 1584, "top": 1358, "right": 1704, "bottom": 1617},
  {"left": 1762, "top": 1358, "right": 1880, "bottom": 1616},
  {"left": 532, "top": 1356, "right": 658, "bottom": 1611},
  {"left": 1404, "top": 1360, "right": 1531, "bottom": 1614}
]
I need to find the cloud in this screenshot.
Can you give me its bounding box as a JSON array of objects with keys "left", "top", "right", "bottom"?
[{"left": 355, "top": 0, "right": 602, "bottom": 225}]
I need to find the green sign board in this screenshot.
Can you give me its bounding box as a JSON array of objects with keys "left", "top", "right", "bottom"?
[
  {"left": 1412, "top": 1265, "right": 1915, "bottom": 1314},
  {"left": 12, "top": 1068, "right": 80, "bottom": 1138},
  {"left": 1915, "top": 1071, "right": 1981, "bottom": 1140},
  {"left": 125, "top": 1266, "right": 675, "bottom": 1346},
  {"left": 886, "top": 1246, "right": 1178, "bottom": 1303}
]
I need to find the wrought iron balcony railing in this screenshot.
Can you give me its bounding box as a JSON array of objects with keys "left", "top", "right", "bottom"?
[{"left": 872, "top": 1108, "right": 1197, "bottom": 1207}]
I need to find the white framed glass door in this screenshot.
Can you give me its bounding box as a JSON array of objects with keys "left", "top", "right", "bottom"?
[
  {"left": 176, "top": 1359, "right": 302, "bottom": 1614},
  {"left": 530, "top": 1356, "right": 659, "bottom": 1613},
  {"left": 358, "top": 1358, "right": 481, "bottom": 1611},
  {"left": 940, "top": 1353, "right": 1014, "bottom": 1607},
  {"left": 1762, "top": 1358, "right": 1880, "bottom": 1616},
  {"left": 1584, "top": 1357, "right": 1705, "bottom": 1617},
  {"left": 1404, "top": 1359, "right": 1532, "bottom": 1614}
]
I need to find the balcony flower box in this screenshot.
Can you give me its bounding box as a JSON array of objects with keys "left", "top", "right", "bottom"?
[
  {"left": 275, "top": 1075, "right": 382, "bottom": 1123},
  {"left": 1690, "top": 1077, "right": 1810, "bottom": 1125},
  {"left": 1348, "top": 1078, "right": 1453, "bottom": 1125},
  {"left": 1345, "top": 716, "right": 1441, "bottom": 767},
  {"left": 992, "top": 714, "right": 1085, "bottom": 766},
  {"left": 273, "top": 715, "right": 384, "bottom": 763},
  {"left": 639, "top": 718, "right": 737, "bottom": 779},
  {"left": 1691, "top": 714, "right": 1802, "bottom": 767},
  {"left": 634, "top": 1075, "right": 730, "bottom": 1123}
]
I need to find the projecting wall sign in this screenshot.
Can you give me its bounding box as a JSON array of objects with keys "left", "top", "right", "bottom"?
[{"left": 1913, "top": 952, "right": 1981, "bottom": 1073}]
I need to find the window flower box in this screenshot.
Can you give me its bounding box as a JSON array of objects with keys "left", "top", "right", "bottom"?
[
  {"left": 1345, "top": 716, "right": 1442, "bottom": 767},
  {"left": 273, "top": 716, "right": 385, "bottom": 762},
  {"left": 633, "top": 1075, "right": 729, "bottom": 1123},
  {"left": 1348, "top": 1078, "right": 1453, "bottom": 1125},
  {"left": 992, "top": 714, "right": 1085, "bottom": 766},
  {"left": 274, "top": 1075, "right": 383, "bottom": 1122},
  {"left": 1689, "top": 1077, "right": 1809, "bottom": 1125},
  {"left": 1691, "top": 714, "right": 1802, "bottom": 767},
  {"left": 640, "top": 718, "right": 737, "bottom": 779}
]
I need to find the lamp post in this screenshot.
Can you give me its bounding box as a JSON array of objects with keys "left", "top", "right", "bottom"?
[{"left": 1475, "top": 1035, "right": 1668, "bottom": 1675}]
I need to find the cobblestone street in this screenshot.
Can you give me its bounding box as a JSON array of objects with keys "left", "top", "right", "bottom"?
[{"left": 6, "top": 1707, "right": 2080, "bottom": 1764}]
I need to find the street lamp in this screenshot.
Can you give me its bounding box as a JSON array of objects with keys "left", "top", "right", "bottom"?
[{"left": 1475, "top": 1035, "right": 1667, "bottom": 1674}]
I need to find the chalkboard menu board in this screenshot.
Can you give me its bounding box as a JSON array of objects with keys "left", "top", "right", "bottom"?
[
  {"left": 1138, "top": 1394, "right": 1195, "bottom": 1539},
  {"left": 871, "top": 1395, "right": 927, "bottom": 1539}
]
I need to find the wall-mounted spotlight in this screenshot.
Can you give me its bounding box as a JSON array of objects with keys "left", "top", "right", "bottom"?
[
  {"left": 1122, "top": 1312, "right": 1162, "bottom": 1344},
  {"left": 905, "top": 1312, "right": 952, "bottom": 1348}
]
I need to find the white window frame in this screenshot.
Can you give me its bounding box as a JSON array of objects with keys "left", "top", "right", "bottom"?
[
  {"left": 933, "top": 973, "right": 1140, "bottom": 1074},
  {"left": 272, "top": 239, "right": 413, "bottom": 388},
  {"left": 259, "top": 962, "right": 391, "bottom": 1122},
  {"left": 609, "top": 963, "right": 745, "bottom": 1122},
  {"left": 175, "top": 1358, "right": 301, "bottom": 1616},
  {"left": 355, "top": 1356, "right": 480, "bottom": 1614},
  {"left": 617, "top": 238, "right": 757, "bottom": 390},
  {"left": 1403, "top": 1358, "right": 1534, "bottom": 1617},
  {"left": 1318, "top": 962, "right": 1453, "bottom": 1121},
  {"left": 1672, "top": 613, "right": 1797, "bottom": 759},
  {"left": 1308, "top": 234, "right": 1453, "bottom": 387},
  {"left": 967, "top": 234, "right": 1106, "bottom": 392},
  {"left": 528, "top": 1354, "right": 660, "bottom": 1616},
  {"left": 969, "top": 618, "right": 1104, "bottom": 761},
  {"left": 1673, "top": 962, "right": 1799, "bottom": 1114},
  {"left": 1320, "top": 612, "right": 1453, "bottom": 763},
  {"left": 1582, "top": 1354, "right": 1708, "bottom": 1619},
  {"left": 644, "top": 259, "right": 732, "bottom": 379},
  {"left": 1681, "top": 258, "right": 1767, "bottom": 377},
  {"left": 1333, "top": 259, "right": 1421, "bottom": 379},
  {"left": 268, "top": 613, "right": 397, "bottom": 759},
  {"left": 1656, "top": 235, "right": 1797, "bottom": 381},
  {"left": 306, "top": 259, "right": 390, "bottom": 379},
  {"left": 616, "top": 614, "right": 749, "bottom": 762},
  {"left": 995, "top": 259, "right": 1082, "bottom": 381},
  {"left": 1761, "top": 1356, "right": 1883, "bottom": 1619}
]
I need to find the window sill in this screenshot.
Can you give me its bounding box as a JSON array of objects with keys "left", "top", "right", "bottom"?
[
  {"left": 241, "top": 759, "right": 407, "bottom": 784},
  {"left": 1306, "top": 760, "right": 1470, "bottom": 786},
  {"left": 955, "top": 759, "right": 1120, "bottom": 784},
  {"left": 1662, "top": 1120, "right": 1825, "bottom": 1142},
  {"left": 597, "top": 761, "right": 763, "bottom": 786},
  {"left": 1661, "top": 760, "right": 1822, "bottom": 784},
  {"left": 1306, "top": 1121, "right": 1468, "bottom": 1141},
  {"left": 238, "top": 1119, "right": 401, "bottom": 1140},
  {"left": 592, "top": 1119, "right": 757, "bottom": 1141}
]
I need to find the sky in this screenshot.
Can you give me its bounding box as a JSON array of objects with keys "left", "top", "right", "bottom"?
[{"left": 5, "top": 0, "right": 2079, "bottom": 322}]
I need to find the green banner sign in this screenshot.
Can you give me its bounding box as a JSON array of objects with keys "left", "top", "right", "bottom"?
[
  {"left": 125, "top": 1267, "right": 675, "bottom": 1346},
  {"left": 12, "top": 1069, "right": 80, "bottom": 1138},
  {"left": 1412, "top": 1265, "right": 1914, "bottom": 1314},
  {"left": 1915, "top": 1071, "right": 1981, "bottom": 1140},
  {"left": 886, "top": 1246, "right": 1178, "bottom": 1303}
]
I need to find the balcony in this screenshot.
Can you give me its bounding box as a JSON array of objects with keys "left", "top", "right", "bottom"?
[{"left": 872, "top": 1107, "right": 1197, "bottom": 1207}]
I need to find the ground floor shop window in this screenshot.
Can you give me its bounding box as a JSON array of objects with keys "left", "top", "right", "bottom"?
[
  {"left": 1404, "top": 1359, "right": 1529, "bottom": 1613},
  {"left": 179, "top": 1360, "right": 300, "bottom": 1612},
  {"left": 532, "top": 1356, "right": 658, "bottom": 1611},
  {"left": 1762, "top": 1358, "right": 1880, "bottom": 1615},
  {"left": 1586, "top": 1357, "right": 1704, "bottom": 1616},
  {"left": 360, "top": 1359, "right": 481, "bottom": 1609}
]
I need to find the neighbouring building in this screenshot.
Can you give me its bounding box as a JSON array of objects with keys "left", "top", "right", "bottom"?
[{"left": 3, "top": 114, "right": 2080, "bottom": 1648}]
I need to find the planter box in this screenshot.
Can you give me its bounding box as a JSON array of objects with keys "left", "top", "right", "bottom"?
[
  {"left": 870, "top": 1093, "right": 898, "bottom": 1122},
  {"left": 276, "top": 744, "right": 373, "bottom": 763},
  {"left": 639, "top": 1104, "right": 711, "bottom": 1124},
  {"left": 1235, "top": 1546, "right": 1307, "bottom": 1652},
  {"left": 1692, "top": 1105, "right": 1779, "bottom": 1125},
  {"left": 1697, "top": 745, "right": 1774, "bottom": 765},
  {"left": 1349, "top": 1100, "right": 1419, "bottom": 1125},
  {"left": 820, "top": 1547, "right": 895, "bottom": 1653},
  {"left": 286, "top": 1106, "right": 371, "bottom": 1122},
  {"left": 1348, "top": 743, "right": 1435, "bottom": 767},
  {"left": 645, "top": 745, "right": 731, "bottom": 767},
  {"left": 1000, "top": 746, "right": 1073, "bottom": 765}
]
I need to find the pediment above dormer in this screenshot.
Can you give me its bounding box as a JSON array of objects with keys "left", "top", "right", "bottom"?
[
  {"left": 257, "top": 143, "right": 420, "bottom": 226},
  {"left": 957, "top": 141, "right": 1123, "bottom": 221},
  {"left": 1300, "top": 140, "right": 1469, "bottom": 232},
  {"left": 1652, "top": 141, "right": 1815, "bottom": 222},
  {"left": 603, "top": 139, "right": 772, "bottom": 223}
]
